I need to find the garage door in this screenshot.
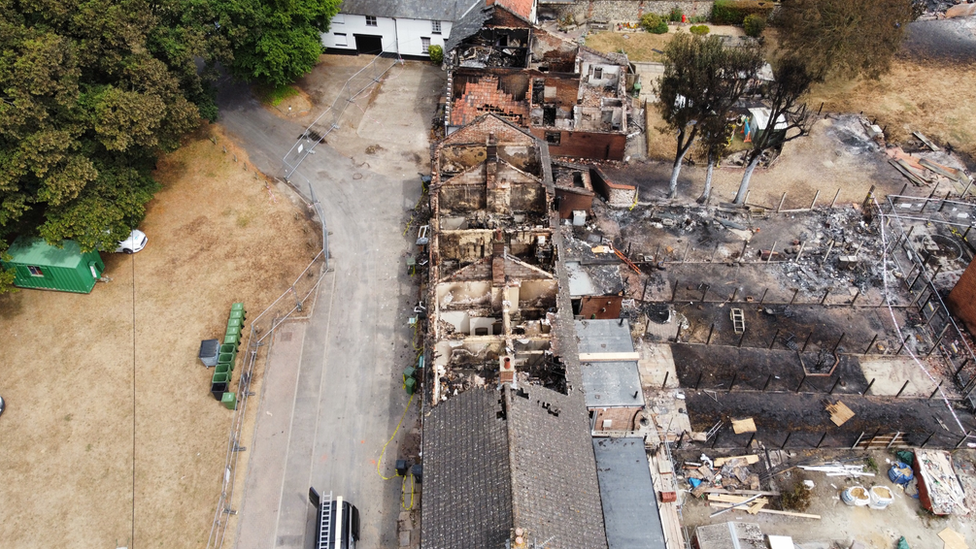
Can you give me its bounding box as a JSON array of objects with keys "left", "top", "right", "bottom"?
[{"left": 354, "top": 34, "right": 383, "bottom": 54}]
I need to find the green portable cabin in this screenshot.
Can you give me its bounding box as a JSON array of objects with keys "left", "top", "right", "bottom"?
[{"left": 2, "top": 238, "right": 105, "bottom": 293}]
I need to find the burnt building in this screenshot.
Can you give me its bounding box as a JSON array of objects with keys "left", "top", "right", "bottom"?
[
  {"left": 422, "top": 113, "right": 610, "bottom": 549},
  {"left": 444, "top": 6, "right": 632, "bottom": 161}
]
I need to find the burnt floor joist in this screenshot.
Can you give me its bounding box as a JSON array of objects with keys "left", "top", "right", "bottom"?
[
  {"left": 671, "top": 345, "right": 869, "bottom": 394},
  {"left": 684, "top": 391, "right": 975, "bottom": 449}
]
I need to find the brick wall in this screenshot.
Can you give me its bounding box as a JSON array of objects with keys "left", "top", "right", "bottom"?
[
  {"left": 555, "top": 189, "right": 594, "bottom": 218},
  {"left": 589, "top": 166, "right": 637, "bottom": 206},
  {"left": 590, "top": 406, "right": 642, "bottom": 432},
  {"left": 948, "top": 260, "right": 976, "bottom": 337},
  {"left": 531, "top": 129, "right": 626, "bottom": 161}
]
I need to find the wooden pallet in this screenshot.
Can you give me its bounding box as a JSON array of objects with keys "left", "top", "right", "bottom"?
[{"left": 853, "top": 432, "right": 909, "bottom": 449}]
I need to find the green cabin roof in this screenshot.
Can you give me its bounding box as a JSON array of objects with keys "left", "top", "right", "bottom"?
[{"left": 6, "top": 238, "right": 90, "bottom": 268}]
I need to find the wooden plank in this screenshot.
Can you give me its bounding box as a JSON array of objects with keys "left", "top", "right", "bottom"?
[
  {"left": 897, "top": 159, "right": 934, "bottom": 183},
  {"left": 701, "top": 487, "right": 779, "bottom": 496},
  {"left": 826, "top": 401, "right": 855, "bottom": 426},
  {"left": 747, "top": 500, "right": 767, "bottom": 514},
  {"left": 914, "top": 131, "right": 942, "bottom": 152},
  {"left": 713, "top": 454, "right": 761, "bottom": 467},
  {"left": 710, "top": 503, "right": 821, "bottom": 519},
  {"left": 731, "top": 418, "right": 757, "bottom": 434},
  {"left": 708, "top": 494, "right": 768, "bottom": 505},
  {"left": 938, "top": 527, "right": 968, "bottom": 549},
  {"left": 578, "top": 352, "right": 640, "bottom": 362},
  {"left": 889, "top": 159, "right": 927, "bottom": 186}
]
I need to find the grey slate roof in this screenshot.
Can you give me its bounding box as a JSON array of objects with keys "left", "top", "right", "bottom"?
[
  {"left": 581, "top": 361, "right": 643, "bottom": 408},
  {"left": 445, "top": 1, "right": 494, "bottom": 53},
  {"left": 507, "top": 386, "right": 609, "bottom": 549},
  {"left": 592, "top": 438, "right": 665, "bottom": 549},
  {"left": 575, "top": 319, "right": 636, "bottom": 355},
  {"left": 422, "top": 385, "right": 609, "bottom": 549},
  {"left": 340, "top": 0, "right": 485, "bottom": 21},
  {"left": 421, "top": 388, "right": 513, "bottom": 549}
]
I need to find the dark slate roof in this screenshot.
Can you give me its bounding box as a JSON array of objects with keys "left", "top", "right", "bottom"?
[
  {"left": 581, "top": 361, "right": 643, "bottom": 408},
  {"left": 446, "top": 2, "right": 494, "bottom": 53},
  {"left": 421, "top": 388, "right": 513, "bottom": 549},
  {"left": 575, "top": 319, "right": 636, "bottom": 355},
  {"left": 507, "top": 385, "right": 609, "bottom": 549},
  {"left": 340, "top": 0, "right": 484, "bottom": 22},
  {"left": 591, "top": 438, "right": 665, "bottom": 549}
]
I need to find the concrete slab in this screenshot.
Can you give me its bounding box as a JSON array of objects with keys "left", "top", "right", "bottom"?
[
  {"left": 637, "top": 340, "right": 679, "bottom": 390},
  {"left": 859, "top": 356, "right": 940, "bottom": 397}
]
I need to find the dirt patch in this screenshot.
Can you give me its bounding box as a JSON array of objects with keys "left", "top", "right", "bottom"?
[{"left": 0, "top": 124, "right": 316, "bottom": 548}]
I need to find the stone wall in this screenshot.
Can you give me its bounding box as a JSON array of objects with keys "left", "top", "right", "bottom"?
[{"left": 540, "top": 1, "right": 715, "bottom": 24}]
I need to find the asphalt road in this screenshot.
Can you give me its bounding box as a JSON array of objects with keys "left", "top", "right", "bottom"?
[{"left": 216, "top": 60, "right": 442, "bottom": 549}]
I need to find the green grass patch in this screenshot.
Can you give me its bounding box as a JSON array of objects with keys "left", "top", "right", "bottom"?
[{"left": 255, "top": 84, "right": 301, "bottom": 107}]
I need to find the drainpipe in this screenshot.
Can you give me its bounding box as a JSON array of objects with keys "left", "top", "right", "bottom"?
[{"left": 393, "top": 18, "right": 399, "bottom": 56}]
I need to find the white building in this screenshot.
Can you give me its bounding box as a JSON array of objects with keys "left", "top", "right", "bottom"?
[{"left": 321, "top": 0, "right": 535, "bottom": 58}]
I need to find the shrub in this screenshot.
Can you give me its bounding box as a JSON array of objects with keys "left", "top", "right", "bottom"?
[
  {"left": 668, "top": 7, "right": 684, "bottom": 22},
  {"left": 428, "top": 45, "right": 444, "bottom": 65},
  {"left": 743, "top": 14, "right": 766, "bottom": 37},
  {"left": 690, "top": 24, "right": 710, "bottom": 35},
  {"left": 640, "top": 13, "right": 669, "bottom": 34},
  {"left": 782, "top": 482, "right": 812, "bottom": 512},
  {"left": 711, "top": 0, "right": 775, "bottom": 25}
]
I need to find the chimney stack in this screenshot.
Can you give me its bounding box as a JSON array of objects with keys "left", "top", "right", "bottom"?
[
  {"left": 486, "top": 132, "right": 497, "bottom": 161},
  {"left": 499, "top": 356, "right": 515, "bottom": 384}
]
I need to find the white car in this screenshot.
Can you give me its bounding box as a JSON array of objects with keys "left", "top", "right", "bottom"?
[{"left": 115, "top": 230, "right": 148, "bottom": 254}]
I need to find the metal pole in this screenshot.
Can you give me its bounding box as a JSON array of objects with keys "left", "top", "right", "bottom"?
[
  {"left": 796, "top": 374, "right": 807, "bottom": 393},
  {"left": 830, "top": 188, "right": 841, "bottom": 208},
  {"left": 767, "top": 241, "right": 778, "bottom": 263},
  {"left": 920, "top": 432, "right": 934, "bottom": 448},
  {"left": 662, "top": 371, "right": 669, "bottom": 390},
  {"left": 728, "top": 372, "right": 738, "bottom": 393},
  {"left": 762, "top": 374, "right": 773, "bottom": 392},
  {"left": 851, "top": 289, "right": 860, "bottom": 307},
  {"left": 895, "top": 379, "right": 910, "bottom": 398},
  {"left": 738, "top": 329, "right": 746, "bottom": 348},
  {"left": 695, "top": 372, "right": 703, "bottom": 390},
  {"left": 675, "top": 322, "right": 683, "bottom": 343},
  {"left": 865, "top": 334, "right": 878, "bottom": 354},
  {"left": 851, "top": 431, "right": 865, "bottom": 450},
  {"left": 671, "top": 280, "right": 679, "bottom": 302},
  {"left": 700, "top": 284, "right": 709, "bottom": 302},
  {"left": 769, "top": 328, "right": 780, "bottom": 350},
  {"left": 790, "top": 289, "right": 799, "bottom": 305},
  {"left": 706, "top": 323, "right": 715, "bottom": 345},
  {"left": 802, "top": 332, "right": 813, "bottom": 352},
  {"left": 833, "top": 332, "right": 846, "bottom": 353},
  {"left": 759, "top": 288, "right": 768, "bottom": 305},
  {"left": 641, "top": 277, "right": 650, "bottom": 302},
  {"left": 829, "top": 377, "right": 842, "bottom": 395},
  {"left": 810, "top": 189, "right": 820, "bottom": 210},
  {"left": 795, "top": 241, "right": 806, "bottom": 262},
  {"left": 777, "top": 192, "right": 787, "bottom": 213},
  {"left": 781, "top": 432, "right": 792, "bottom": 449},
  {"left": 896, "top": 333, "right": 911, "bottom": 355},
  {"left": 746, "top": 433, "right": 756, "bottom": 448},
  {"left": 729, "top": 287, "right": 738, "bottom": 302},
  {"left": 822, "top": 240, "right": 835, "bottom": 265},
  {"left": 817, "top": 432, "right": 827, "bottom": 448},
  {"left": 929, "top": 381, "right": 943, "bottom": 400},
  {"left": 821, "top": 288, "right": 831, "bottom": 305},
  {"left": 863, "top": 378, "right": 875, "bottom": 395}
]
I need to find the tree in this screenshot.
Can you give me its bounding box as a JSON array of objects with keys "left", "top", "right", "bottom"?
[
  {"left": 657, "top": 33, "right": 762, "bottom": 199},
  {"left": 775, "top": 0, "right": 914, "bottom": 80},
  {"left": 214, "top": 0, "right": 340, "bottom": 88},
  {"left": 732, "top": 58, "right": 818, "bottom": 205},
  {"left": 0, "top": 0, "right": 203, "bottom": 254}
]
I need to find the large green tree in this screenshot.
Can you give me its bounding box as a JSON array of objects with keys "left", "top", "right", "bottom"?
[
  {"left": 215, "top": 0, "right": 340, "bottom": 88},
  {"left": 0, "top": 0, "right": 337, "bottom": 292},
  {"left": 775, "top": 0, "right": 915, "bottom": 80}
]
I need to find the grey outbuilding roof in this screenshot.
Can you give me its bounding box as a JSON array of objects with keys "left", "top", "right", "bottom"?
[
  {"left": 592, "top": 438, "right": 665, "bottom": 549},
  {"left": 575, "top": 319, "right": 636, "bottom": 355},
  {"left": 581, "top": 361, "right": 643, "bottom": 408}
]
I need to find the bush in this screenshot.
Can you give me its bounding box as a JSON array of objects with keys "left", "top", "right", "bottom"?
[
  {"left": 668, "top": 7, "right": 684, "bottom": 22},
  {"left": 690, "top": 24, "right": 710, "bottom": 35},
  {"left": 711, "top": 0, "right": 775, "bottom": 25},
  {"left": 428, "top": 45, "right": 444, "bottom": 65},
  {"left": 640, "top": 13, "right": 669, "bottom": 34},
  {"left": 782, "top": 482, "right": 812, "bottom": 512},
  {"left": 743, "top": 14, "right": 766, "bottom": 37}
]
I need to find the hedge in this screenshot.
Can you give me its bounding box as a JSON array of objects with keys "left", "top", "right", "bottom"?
[{"left": 711, "top": 0, "right": 776, "bottom": 25}]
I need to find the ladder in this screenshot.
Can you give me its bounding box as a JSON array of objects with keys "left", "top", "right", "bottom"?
[
  {"left": 730, "top": 308, "right": 745, "bottom": 335},
  {"left": 317, "top": 491, "right": 333, "bottom": 549}
]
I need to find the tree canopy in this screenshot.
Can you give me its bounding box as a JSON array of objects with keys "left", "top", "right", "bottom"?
[
  {"left": 0, "top": 0, "right": 338, "bottom": 292},
  {"left": 657, "top": 32, "right": 763, "bottom": 199},
  {"left": 775, "top": 0, "right": 916, "bottom": 80}
]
